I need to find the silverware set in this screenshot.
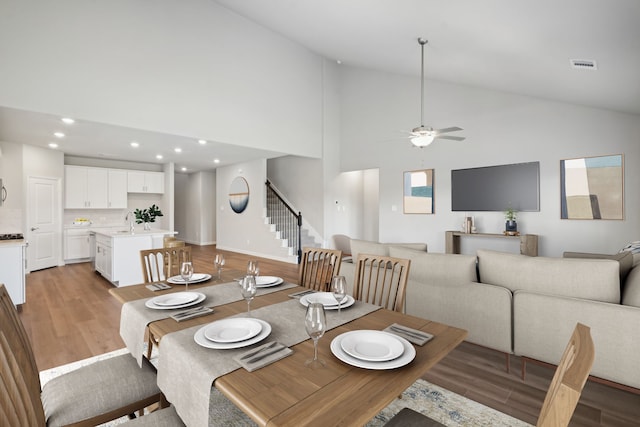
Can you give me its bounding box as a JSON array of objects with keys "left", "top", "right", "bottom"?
[
  {"left": 239, "top": 341, "right": 288, "bottom": 364},
  {"left": 171, "top": 306, "right": 213, "bottom": 322},
  {"left": 388, "top": 325, "right": 433, "bottom": 342}
]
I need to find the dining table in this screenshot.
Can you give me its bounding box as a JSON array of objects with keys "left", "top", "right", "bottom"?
[{"left": 110, "top": 269, "right": 468, "bottom": 427}]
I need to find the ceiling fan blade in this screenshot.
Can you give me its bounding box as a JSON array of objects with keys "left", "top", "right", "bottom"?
[
  {"left": 436, "top": 135, "right": 466, "bottom": 141},
  {"left": 435, "top": 127, "right": 463, "bottom": 134}
]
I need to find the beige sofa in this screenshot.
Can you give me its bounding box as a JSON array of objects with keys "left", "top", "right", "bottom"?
[{"left": 339, "top": 239, "right": 640, "bottom": 390}]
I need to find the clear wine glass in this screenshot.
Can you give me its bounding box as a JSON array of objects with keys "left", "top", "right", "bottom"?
[
  {"left": 240, "top": 275, "right": 257, "bottom": 316},
  {"left": 304, "top": 302, "right": 326, "bottom": 368},
  {"left": 214, "top": 253, "right": 225, "bottom": 280},
  {"left": 180, "top": 261, "right": 194, "bottom": 292},
  {"left": 331, "top": 275, "right": 347, "bottom": 314},
  {"left": 247, "top": 260, "right": 259, "bottom": 277}
]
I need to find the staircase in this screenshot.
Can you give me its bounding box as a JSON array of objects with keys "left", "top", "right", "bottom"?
[{"left": 265, "top": 180, "right": 319, "bottom": 263}]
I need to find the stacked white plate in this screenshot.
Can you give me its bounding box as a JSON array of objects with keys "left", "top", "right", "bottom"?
[
  {"left": 299, "top": 292, "right": 356, "bottom": 310},
  {"left": 167, "top": 273, "right": 212, "bottom": 285},
  {"left": 330, "top": 330, "right": 415, "bottom": 369},
  {"left": 145, "top": 292, "right": 206, "bottom": 310},
  {"left": 254, "top": 276, "right": 284, "bottom": 288},
  {"left": 194, "top": 318, "right": 272, "bottom": 349}
]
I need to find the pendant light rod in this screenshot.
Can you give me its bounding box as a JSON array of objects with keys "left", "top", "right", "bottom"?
[{"left": 418, "top": 38, "right": 427, "bottom": 127}]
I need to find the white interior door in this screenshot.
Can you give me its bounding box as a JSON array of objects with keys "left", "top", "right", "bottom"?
[{"left": 28, "top": 176, "right": 61, "bottom": 271}]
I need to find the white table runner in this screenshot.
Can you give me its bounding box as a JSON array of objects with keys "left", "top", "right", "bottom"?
[
  {"left": 119, "top": 280, "right": 297, "bottom": 365},
  {"left": 157, "top": 298, "right": 381, "bottom": 427}
]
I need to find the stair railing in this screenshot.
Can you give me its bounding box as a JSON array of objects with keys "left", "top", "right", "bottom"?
[{"left": 265, "top": 180, "right": 302, "bottom": 263}]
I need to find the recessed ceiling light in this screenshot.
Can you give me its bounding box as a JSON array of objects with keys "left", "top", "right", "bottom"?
[
  {"left": 54, "top": 132, "right": 65, "bottom": 138},
  {"left": 213, "top": 158, "right": 220, "bottom": 164},
  {"left": 181, "top": 167, "right": 187, "bottom": 172},
  {"left": 48, "top": 143, "right": 58, "bottom": 148},
  {"left": 61, "top": 117, "right": 75, "bottom": 125},
  {"left": 198, "top": 139, "right": 207, "bottom": 145},
  {"left": 130, "top": 141, "right": 139, "bottom": 148},
  {"left": 156, "top": 154, "right": 163, "bottom": 159},
  {"left": 174, "top": 148, "right": 182, "bottom": 153}
]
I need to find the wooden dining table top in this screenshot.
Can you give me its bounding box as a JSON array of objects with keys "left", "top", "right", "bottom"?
[{"left": 110, "top": 276, "right": 467, "bottom": 427}]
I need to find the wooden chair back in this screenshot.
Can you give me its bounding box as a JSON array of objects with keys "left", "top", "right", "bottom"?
[
  {"left": 0, "top": 283, "right": 46, "bottom": 426},
  {"left": 353, "top": 254, "right": 410, "bottom": 312},
  {"left": 536, "top": 323, "right": 595, "bottom": 427},
  {"left": 298, "top": 247, "right": 342, "bottom": 292},
  {"left": 140, "top": 246, "right": 192, "bottom": 283}
]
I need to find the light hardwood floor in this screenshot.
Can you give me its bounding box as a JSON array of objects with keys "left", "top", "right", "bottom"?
[{"left": 18, "top": 245, "right": 640, "bottom": 426}]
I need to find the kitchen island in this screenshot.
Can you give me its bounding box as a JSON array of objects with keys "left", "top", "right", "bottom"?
[{"left": 93, "top": 228, "right": 177, "bottom": 287}]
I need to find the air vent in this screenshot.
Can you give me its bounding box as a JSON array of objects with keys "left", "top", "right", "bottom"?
[{"left": 570, "top": 59, "right": 597, "bottom": 70}]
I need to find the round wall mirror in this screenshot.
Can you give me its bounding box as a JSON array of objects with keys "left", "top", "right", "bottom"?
[{"left": 229, "top": 176, "right": 249, "bottom": 213}]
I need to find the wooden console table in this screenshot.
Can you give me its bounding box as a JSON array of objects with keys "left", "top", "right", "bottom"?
[{"left": 445, "top": 231, "right": 538, "bottom": 257}]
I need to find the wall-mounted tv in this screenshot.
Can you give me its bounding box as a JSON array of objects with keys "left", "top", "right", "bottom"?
[{"left": 451, "top": 161, "right": 540, "bottom": 212}]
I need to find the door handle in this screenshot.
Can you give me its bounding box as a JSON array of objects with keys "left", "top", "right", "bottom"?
[{"left": 31, "top": 227, "right": 39, "bottom": 231}]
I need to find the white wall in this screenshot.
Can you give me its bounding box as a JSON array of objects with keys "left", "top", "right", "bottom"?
[
  {"left": 0, "top": 0, "right": 323, "bottom": 159},
  {"left": 216, "top": 159, "right": 293, "bottom": 261},
  {"left": 336, "top": 66, "right": 640, "bottom": 256}
]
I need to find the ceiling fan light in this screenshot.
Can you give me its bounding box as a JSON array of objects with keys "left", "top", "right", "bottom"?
[{"left": 410, "top": 134, "right": 435, "bottom": 147}]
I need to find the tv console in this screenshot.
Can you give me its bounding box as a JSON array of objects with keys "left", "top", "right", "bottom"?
[{"left": 445, "top": 231, "right": 538, "bottom": 257}]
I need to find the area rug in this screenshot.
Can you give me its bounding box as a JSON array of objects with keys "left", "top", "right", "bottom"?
[{"left": 40, "top": 349, "right": 530, "bottom": 427}]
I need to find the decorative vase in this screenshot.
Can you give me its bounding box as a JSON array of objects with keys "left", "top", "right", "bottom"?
[
  {"left": 505, "top": 220, "right": 517, "bottom": 234},
  {"left": 144, "top": 222, "right": 151, "bottom": 231}
]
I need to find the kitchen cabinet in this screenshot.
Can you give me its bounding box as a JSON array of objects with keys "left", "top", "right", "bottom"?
[
  {"left": 95, "top": 233, "right": 113, "bottom": 281},
  {"left": 0, "top": 241, "right": 27, "bottom": 305},
  {"left": 65, "top": 166, "right": 108, "bottom": 208},
  {"left": 127, "top": 171, "right": 164, "bottom": 194},
  {"left": 65, "top": 166, "right": 129, "bottom": 209},
  {"left": 64, "top": 228, "right": 91, "bottom": 262},
  {"left": 107, "top": 169, "right": 128, "bottom": 208}
]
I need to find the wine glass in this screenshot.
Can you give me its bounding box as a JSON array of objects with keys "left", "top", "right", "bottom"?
[
  {"left": 180, "top": 261, "right": 194, "bottom": 292},
  {"left": 304, "top": 302, "right": 326, "bottom": 368},
  {"left": 214, "top": 253, "right": 225, "bottom": 280},
  {"left": 247, "top": 260, "right": 259, "bottom": 277},
  {"left": 331, "top": 275, "right": 347, "bottom": 314},
  {"left": 240, "top": 275, "right": 257, "bottom": 316}
]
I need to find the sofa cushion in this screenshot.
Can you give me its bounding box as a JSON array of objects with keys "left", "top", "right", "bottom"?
[
  {"left": 349, "top": 239, "right": 427, "bottom": 262},
  {"left": 477, "top": 249, "right": 620, "bottom": 303},
  {"left": 563, "top": 250, "right": 633, "bottom": 284},
  {"left": 388, "top": 246, "right": 477, "bottom": 284},
  {"left": 622, "top": 265, "right": 640, "bottom": 307}
]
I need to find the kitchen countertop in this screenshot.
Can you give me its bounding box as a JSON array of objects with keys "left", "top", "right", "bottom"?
[
  {"left": 0, "top": 239, "right": 27, "bottom": 247},
  {"left": 92, "top": 228, "right": 177, "bottom": 238}
]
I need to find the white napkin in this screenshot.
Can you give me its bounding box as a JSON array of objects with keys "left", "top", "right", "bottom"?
[{"left": 234, "top": 341, "right": 293, "bottom": 372}]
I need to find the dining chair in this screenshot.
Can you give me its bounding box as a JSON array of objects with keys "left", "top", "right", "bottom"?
[
  {"left": 140, "top": 246, "right": 192, "bottom": 283},
  {"left": 385, "top": 323, "right": 595, "bottom": 427},
  {"left": 353, "top": 253, "right": 410, "bottom": 312},
  {"left": 0, "top": 283, "right": 168, "bottom": 427},
  {"left": 298, "top": 247, "right": 343, "bottom": 292}
]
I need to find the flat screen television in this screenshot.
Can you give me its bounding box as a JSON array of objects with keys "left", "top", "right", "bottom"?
[{"left": 451, "top": 161, "right": 540, "bottom": 212}]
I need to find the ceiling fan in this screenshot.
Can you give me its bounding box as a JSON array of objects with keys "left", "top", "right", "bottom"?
[{"left": 409, "top": 38, "right": 465, "bottom": 148}]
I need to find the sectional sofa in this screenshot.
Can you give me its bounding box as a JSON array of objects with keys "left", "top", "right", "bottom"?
[{"left": 339, "top": 239, "right": 640, "bottom": 391}]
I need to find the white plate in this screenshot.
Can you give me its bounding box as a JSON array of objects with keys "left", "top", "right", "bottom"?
[
  {"left": 300, "top": 293, "right": 355, "bottom": 310},
  {"left": 340, "top": 330, "right": 404, "bottom": 362},
  {"left": 331, "top": 331, "right": 415, "bottom": 370},
  {"left": 145, "top": 292, "right": 206, "bottom": 310},
  {"left": 152, "top": 291, "right": 200, "bottom": 307},
  {"left": 255, "top": 276, "right": 284, "bottom": 288},
  {"left": 204, "top": 318, "right": 263, "bottom": 343},
  {"left": 167, "top": 273, "right": 212, "bottom": 284},
  {"left": 194, "top": 319, "right": 272, "bottom": 349}
]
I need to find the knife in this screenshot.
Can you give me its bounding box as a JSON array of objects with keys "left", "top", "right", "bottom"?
[
  {"left": 390, "top": 325, "right": 431, "bottom": 340},
  {"left": 173, "top": 306, "right": 209, "bottom": 319},
  {"left": 247, "top": 344, "right": 285, "bottom": 364},
  {"left": 240, "top": 341, "right": 278, "bottom": 360}
]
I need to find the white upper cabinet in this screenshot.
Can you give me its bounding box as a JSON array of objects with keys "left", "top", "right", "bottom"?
[
  {"left": 127, "top": 171, "right": 165, "bottom": 194},
  {"left": 65, "top": 166, "right": 108, "bottom": 209},
  {"left": 65, "top": 166, "right": 129, "bottom": 209},
  {"left": 107, "top": 169, "right": 128, "bottom": 208}
]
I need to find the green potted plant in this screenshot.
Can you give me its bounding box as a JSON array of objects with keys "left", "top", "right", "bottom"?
[
  {"left": 504, "top": 207, "right": 518, "bottom": 235},
  {"left": 134, "top": 204, "right": 163, "bottom": 230}
]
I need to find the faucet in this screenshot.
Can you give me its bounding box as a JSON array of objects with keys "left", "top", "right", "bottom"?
[{"left": 125, "top": 211, "right": 135, "bottom": 233}]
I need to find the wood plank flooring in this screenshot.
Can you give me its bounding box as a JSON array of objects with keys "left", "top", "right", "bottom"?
[{"left": 18, "top": 245, "right": 640, "bottom": 426}]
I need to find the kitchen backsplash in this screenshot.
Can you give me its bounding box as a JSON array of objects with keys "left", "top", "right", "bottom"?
[
  {"left": 0, "top": 208, "right": 22, "bottom": 233},
  {"left": 64, "top": 209, "right": 165, "bottom": 229}
]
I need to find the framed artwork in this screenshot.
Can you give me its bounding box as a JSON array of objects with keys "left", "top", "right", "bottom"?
[
  {"left": 403, "top": 169, "right": 434, "bottom": 214},
  {"left": 560, "top": 154, "right": 624, "bottom": 220},
  {"left": 229, "top": 176, "right": 250, "bottom": 213}
]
